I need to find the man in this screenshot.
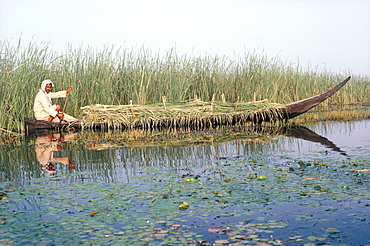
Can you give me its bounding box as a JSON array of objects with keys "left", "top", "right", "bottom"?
[{"left": 33, "top": 79, "right": 78, "bottom": 122}]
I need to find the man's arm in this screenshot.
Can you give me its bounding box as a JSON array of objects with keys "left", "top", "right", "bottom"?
[{"left": 49, "top": 86, "right": 73, "bottom": 98}]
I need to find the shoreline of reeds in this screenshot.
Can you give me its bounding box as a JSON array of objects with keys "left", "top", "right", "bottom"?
[{"left": 1, "top": 39, "right": 369, "bottom": 133}]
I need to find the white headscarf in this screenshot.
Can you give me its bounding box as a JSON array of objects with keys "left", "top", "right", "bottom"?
[{"left": 41, "top": 79, "right": 54, "bottom": 93}]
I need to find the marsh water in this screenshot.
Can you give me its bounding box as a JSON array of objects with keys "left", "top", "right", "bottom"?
[
  {"left": 1, "top": 120, "right": 369, "bottom": 245},
  {"left": 2, "top": 121, "right": 368, "bottom": 185}
]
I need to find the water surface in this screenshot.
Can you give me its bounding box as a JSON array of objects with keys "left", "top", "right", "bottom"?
[{"left": 0, "top": 120, "right": 369, "bottom": 245}]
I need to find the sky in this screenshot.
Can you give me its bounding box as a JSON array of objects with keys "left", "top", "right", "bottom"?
[{"left": 1, "top": 0, "right": 369, "bottom": 77}]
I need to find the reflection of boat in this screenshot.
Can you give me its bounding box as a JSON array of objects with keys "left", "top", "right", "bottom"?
[
  {"left": 216, "top": 125, "right": 347, "bottom": 156},
  {"left": 71, "top": 124, "right": 346, "bottom": 156},
  {"left": 24, "top": 77, "right": 351, "bottom": 133},
  {"left": 276, "top": 125, "right": 347, "bottom": 156}
]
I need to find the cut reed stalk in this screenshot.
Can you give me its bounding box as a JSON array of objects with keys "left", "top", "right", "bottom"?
[{"left": 79, "top": 99, "right": 286, "bottom": 130}]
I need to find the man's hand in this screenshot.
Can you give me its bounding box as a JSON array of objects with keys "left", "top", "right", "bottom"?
[
  {"left": 66, "top": 86, "right": 73, "bottom": 93},
  {"left": 47, "top": 112, "right": 64, "bottom": 122},
  {"left": 56, "top": 112, "right": 65, "bottom": 120}
]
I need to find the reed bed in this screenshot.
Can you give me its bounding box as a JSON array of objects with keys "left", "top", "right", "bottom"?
[
  {"left": 1, "top": 39, "right": 369, "bottom": 133},
  {"left": 291, "top": 104, "right": 370, "bottom": 123}
]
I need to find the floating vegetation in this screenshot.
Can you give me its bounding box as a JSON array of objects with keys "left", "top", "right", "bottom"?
[
  {"left": 1, "top": 145, "right": 369, "bottom": 245},
  {"left": 1, "top": 121, "right": 370, "bottom": 245}
]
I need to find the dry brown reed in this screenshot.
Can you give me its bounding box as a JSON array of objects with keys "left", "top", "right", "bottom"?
[{"left": 80, "top": 99, "right": 286, "bottom": 130}]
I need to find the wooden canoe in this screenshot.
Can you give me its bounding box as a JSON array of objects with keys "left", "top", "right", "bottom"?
[
  {"left": 244, "top": 76, "right": 351, "bottom": 123},
  {"left": 24, "top": 118, "right": 106, "bottom": 135},
  {"left": 24, "top": 76, "right": 351, "bottom": 133}
]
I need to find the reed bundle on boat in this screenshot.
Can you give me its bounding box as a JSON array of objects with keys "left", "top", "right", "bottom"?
[{"left": 80, "top": 99, "right": 287, "bottom": 129}]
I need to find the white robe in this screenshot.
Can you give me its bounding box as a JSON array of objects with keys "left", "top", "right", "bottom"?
[{"left": 33, "top": 89, "right": 77, "bottom": 122}]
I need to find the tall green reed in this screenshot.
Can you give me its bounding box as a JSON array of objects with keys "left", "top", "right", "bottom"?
[{"left": 1, "top": 40, "right": 368, "bottom": 133}]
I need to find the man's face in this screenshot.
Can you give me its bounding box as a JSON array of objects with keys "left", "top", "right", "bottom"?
[{"left": 45, "top": 83, "right": 53, "bottom": 93}]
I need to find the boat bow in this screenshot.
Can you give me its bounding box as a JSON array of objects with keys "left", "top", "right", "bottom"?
[{"left": 284, "top": 76, "right": 351, "bottom": 119}]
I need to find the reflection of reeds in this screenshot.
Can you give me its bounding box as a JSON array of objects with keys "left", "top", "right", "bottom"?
[
  {"left": 1, "top": 40, "right": 369, "bottom": 132},
  {"left": 72, "top": 124, "right": 291, "bottom": 150}
]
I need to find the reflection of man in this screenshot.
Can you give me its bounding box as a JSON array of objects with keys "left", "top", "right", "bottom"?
[{"left": 34, "top": 133, "right": 77, "bottom": 177}]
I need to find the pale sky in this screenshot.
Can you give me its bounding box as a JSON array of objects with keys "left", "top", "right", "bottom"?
[{"left": 1, "top": 0, "right": 369, "bottom": 77}]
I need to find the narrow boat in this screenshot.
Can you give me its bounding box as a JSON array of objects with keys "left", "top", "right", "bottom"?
[
  {"left": 24, "top": 76, "right": 351, "bottom": 134},
  {"left": 245, "top": 76, "right": 351, "bottom": 123},
  {"left": 24, "top": 118, "right": 106, "bottom": 135}
]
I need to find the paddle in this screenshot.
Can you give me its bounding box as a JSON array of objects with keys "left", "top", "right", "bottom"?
[
  {"left": 58, "top": 91, "right": 70, "bottom": 128},
  {"left": 62, "top": 91, "right": 70, "bottom": 113}
]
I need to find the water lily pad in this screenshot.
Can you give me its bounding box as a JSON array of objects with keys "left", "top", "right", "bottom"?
[
  {"left": 208, "top": 228, "right": 223, "bottom": 233},
  {"left": 214, "top": 239, "right": 230, "bottom": 244}
]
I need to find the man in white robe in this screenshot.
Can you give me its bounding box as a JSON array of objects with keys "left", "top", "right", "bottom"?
[{"left": 33, "top": 79, "right": 78, "bottom": 122}]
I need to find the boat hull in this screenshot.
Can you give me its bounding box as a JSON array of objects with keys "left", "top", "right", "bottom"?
[
  {"left": 284, "top": 76, "right": 351, "bottom": 119},
  {"left": 24, "top": 118, "right": 107, "bottom": 135}
]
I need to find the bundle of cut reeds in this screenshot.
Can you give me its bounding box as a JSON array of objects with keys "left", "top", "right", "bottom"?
[{"left": 80, "top": 99, "right": 287, "bottom": 129}]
